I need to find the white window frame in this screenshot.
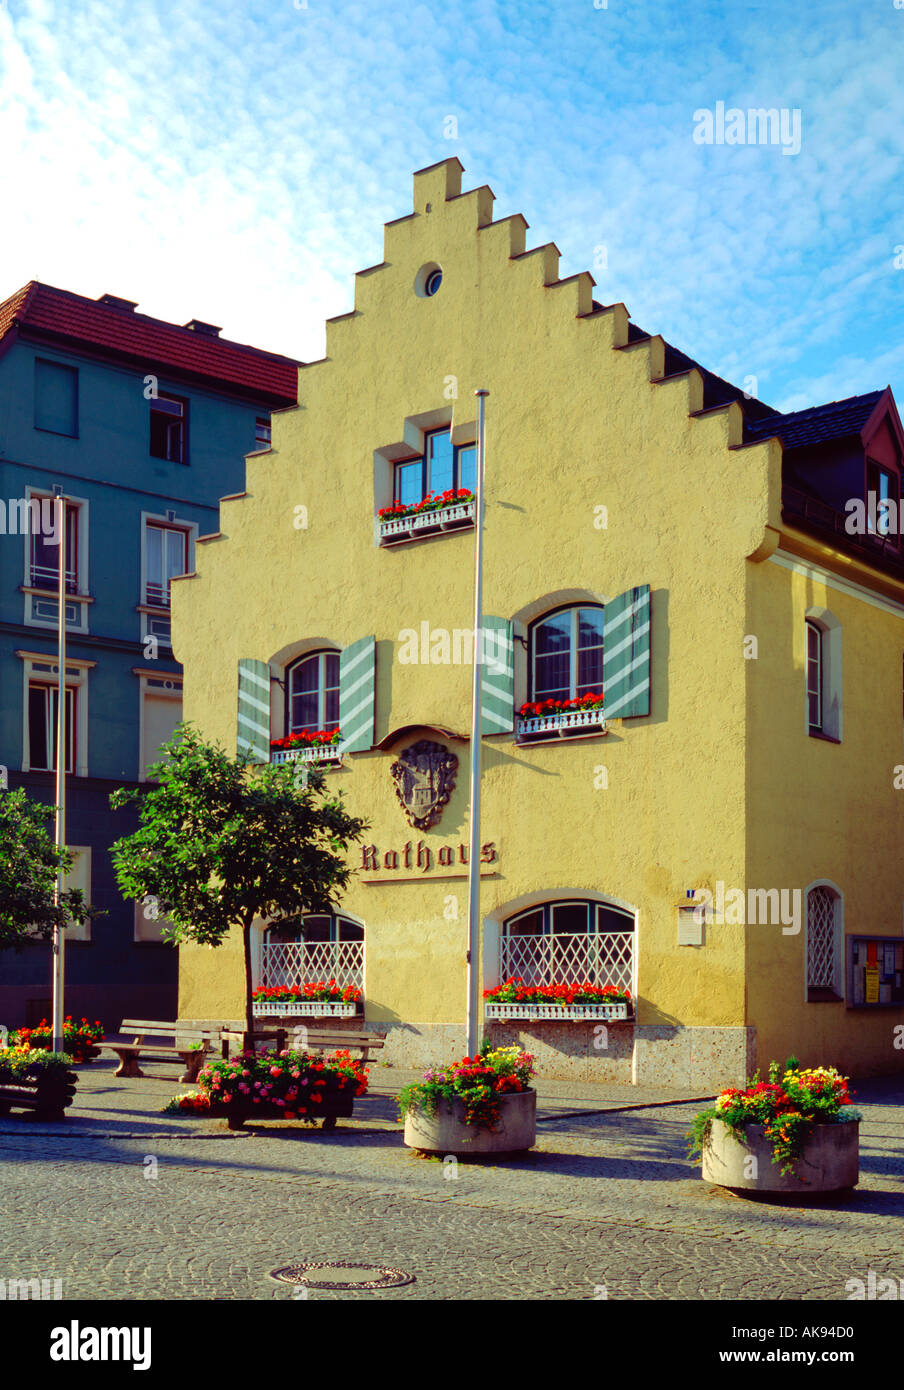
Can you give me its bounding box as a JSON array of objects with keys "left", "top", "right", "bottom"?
[
  {"left": 133, "top": 667, "right": 183, "bottom": 782},
  {"left": 149, "top": 393, "right": 187, "bottom": 463},
  {"left": 485, "top": 892, "right": 637, "bottom": 998},
  {"left": 138, "top": 511, "right": 197, "bottom": 648},
  {"left": 251, "top": 910, "right": 366, "bottom": 990},
  {"left": 65, "top": 847, "right": 92, "bottom": 942},
  {"left": 804, "top": 879, "right": 844, "bottom": 1001},
  {"left": 22, "top": 486, "right": 91, "bottom": 634},
  {"left": 18, "top": 650, "right": 93, "bottom": 777},
  {"left": 804, "top": 608, "right": 842, "bottom": 741},
  {"left": 133, "top": 897, "right": 173, "bottom": 943},
  {"left": 531, "top": 606, "right": 605, "bottom": 702},
  {"left": 287, "top": 650, "right": 340, "bottom": 735}
]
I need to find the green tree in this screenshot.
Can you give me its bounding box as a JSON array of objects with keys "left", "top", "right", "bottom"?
[
  {"left": 0, "top": 787, "right": 92, "bottom": 949},
  {"left": 109, "top": 725, "right": 369, "bottom": 1037}
]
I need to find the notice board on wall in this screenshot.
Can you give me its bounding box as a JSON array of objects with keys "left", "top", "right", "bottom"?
[{"left": 849, "top": 937, "right": 904, "bottom": 1007}]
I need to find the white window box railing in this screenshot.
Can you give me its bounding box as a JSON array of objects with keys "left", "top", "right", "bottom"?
[
  {"left": 251, "top": 1000, "right": 358, "bottom": 1018},
  {"left": 379, "top": 499, "right": 476, "bottom": 544},
  {"left": 516, "top": 708, "right": 607, "bottom": 741},
  {"left": 485, "top": 1001, "right": 629, "bottom": 1022},
  {"left": 270, "top": 743, "right": 342, "bottom": 765}
]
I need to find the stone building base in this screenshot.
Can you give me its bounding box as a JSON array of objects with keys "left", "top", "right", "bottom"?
[
  {"left": 632, "top": 1025, "right": 756, "bottom": 1091},
  {"left": 179, "top": 1017, "right": 755, "bottom": 1091}
]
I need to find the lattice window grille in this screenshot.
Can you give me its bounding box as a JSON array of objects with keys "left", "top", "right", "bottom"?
[
  {"left": 807, "top": 888, "right": 837, "bottom": 989},
  {"left": 500, "top": 930, "right": 634, "bottom": 996},
  {"left": 261, "top": 940, "right": 363, "bottom": 990}
]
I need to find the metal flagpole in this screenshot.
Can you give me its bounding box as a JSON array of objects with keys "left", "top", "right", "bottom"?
[
  {"left": 52, "top": 493, "right": 67, "bottom": 1055},
  {"left": 466, "top": 389, "right": 489, "bottom": 1057}
]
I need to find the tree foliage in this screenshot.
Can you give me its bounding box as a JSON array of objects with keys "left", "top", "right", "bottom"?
[
  {"left": 110, "top": 725, "right": 369, "bottom": 1034},
  {"left": 0, "top": 788, "right": 92, "bottom": 950}
]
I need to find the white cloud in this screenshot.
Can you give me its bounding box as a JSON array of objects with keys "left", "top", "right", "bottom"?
[{"left": 0, "top": 0, "right": 900, "bottom": 412}]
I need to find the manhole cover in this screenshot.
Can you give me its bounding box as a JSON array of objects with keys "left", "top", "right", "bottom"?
[{"left": 270, "top": 1261, "right": 416, "bottom": 1290}]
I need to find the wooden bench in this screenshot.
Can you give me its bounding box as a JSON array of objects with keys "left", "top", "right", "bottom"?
[
  {"left": 220, "top": 1027, "right": 385, "bottom": 1065},
  {"left": 106, "top": 1021, "right": 213, "bottom": 1082}
]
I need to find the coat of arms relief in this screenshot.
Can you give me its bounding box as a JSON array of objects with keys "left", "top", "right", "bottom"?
[{"left": 390, "top": 740, "right": 458, "bottom": 830}]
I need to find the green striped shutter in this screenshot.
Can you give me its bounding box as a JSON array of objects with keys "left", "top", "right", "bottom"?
[
  {"left": 339, "top": 635, "right": 376, "bottom": 753},
  {"left": 480, "top": 616, "right": 514, "bottom": 735},
  {"left": 237, "top": 658, "right": 271, "bottom": 763},
  {"left": 603, "top": 586, "right": 651, "bottom": 718}
]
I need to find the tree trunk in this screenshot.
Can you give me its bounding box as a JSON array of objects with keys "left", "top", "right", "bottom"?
[{"left": 242, "top": 917, "right": 254, "bottom": 1046}]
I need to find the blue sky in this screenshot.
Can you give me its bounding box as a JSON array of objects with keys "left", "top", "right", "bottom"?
[{"left": 1, "top": 0, "right": 902, "bottom": 412}]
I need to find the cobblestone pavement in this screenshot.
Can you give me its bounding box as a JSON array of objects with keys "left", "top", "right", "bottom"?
[{"left": 0, "top": 1064, "right": 901, "bottom": 1300}]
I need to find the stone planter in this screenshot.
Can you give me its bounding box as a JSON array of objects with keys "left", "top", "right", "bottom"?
[
  {"left": 702, "top": 1118, "right": 860, "bottom": 1193},
  {"left": 216, "top": 1081, "right": 357, "bottom": 1131},
  {"left": 403, "top": 1088, "right": 536, "bottom": 1155}
]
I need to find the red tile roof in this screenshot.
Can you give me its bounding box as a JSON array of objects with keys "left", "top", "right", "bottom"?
[{"left": 0, "top": 280, "right": 300, "bottom": 406}]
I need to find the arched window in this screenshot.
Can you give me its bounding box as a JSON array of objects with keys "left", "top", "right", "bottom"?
[
  {"left": 286, "top": 650, "right": 339, "bottom": 735},
  {"left": 261, "top": 913, "right": 364, "bottom": 991},
  {"left": 530, "top": 606, "right": 604, "bottom": 703},
  {"left": 501, "top": 899, "right": 634, "bottom": 996},
  {"left": 806, "top": 884, "right": 842, "bottom": 1001}
]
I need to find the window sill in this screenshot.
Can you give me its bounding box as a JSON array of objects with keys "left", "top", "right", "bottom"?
[
  {"left": 808, "top": 730, "right": 841, "bottom": 744},
  {"left": 21, "top": 767, "right": 84, "bottom": 779},
  {"left": 21, "top": 587, "right": 93, "bottom": 603},
  {"left": 33, "top": 426, "right": 79, "bottom": 439}
]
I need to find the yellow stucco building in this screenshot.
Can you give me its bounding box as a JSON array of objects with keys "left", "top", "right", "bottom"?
[{"left": 173, "top": 159, "right": 904, "bottom": 1088}]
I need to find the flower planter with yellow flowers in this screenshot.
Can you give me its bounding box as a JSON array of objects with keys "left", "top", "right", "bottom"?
[{"left": 689, "top": 1060, "right": 861, "bottom": 1195}]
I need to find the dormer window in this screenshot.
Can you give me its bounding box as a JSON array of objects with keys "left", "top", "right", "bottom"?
[{"left": 866, "top": 459, "right": 899, "bottom": 542}]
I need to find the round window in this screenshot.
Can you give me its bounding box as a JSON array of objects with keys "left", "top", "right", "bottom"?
[{"left": 415, "top": 262, "right": 443, "bottom": 298}]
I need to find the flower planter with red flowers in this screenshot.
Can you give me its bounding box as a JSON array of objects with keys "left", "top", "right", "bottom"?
[
  {"left": 689, "top": 1061, "right": 862, "bottom": 1195},
  {"left": 378, "top": 490, "right": 475, "bottom": 544},
  {"left": 270, "top": 729, "right": 342, "bottom": 765},
  {"left": 13, "top": 1017, "right": 104, "bottom": 1064},
  {"left": 483, "top": 981, "right": 632, "bottom": 1022},
  {"left": 399, "top": 1044, "right": 536, "bottom": 1154},
  {"left": 252, "top": 983, "right": 362, "bottom": 1019},
  {"left": 516, "top": 692, "right": 606, "bottom": 743},
  {"left": 168, "top": 1048, "right": 369, "bottom": 1130}
]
